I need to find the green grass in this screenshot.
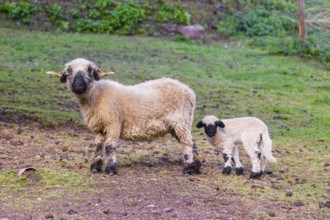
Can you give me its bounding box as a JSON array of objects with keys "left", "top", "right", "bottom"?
[{"left": 0, "top": 27, "right": 329, "bottom": 216}]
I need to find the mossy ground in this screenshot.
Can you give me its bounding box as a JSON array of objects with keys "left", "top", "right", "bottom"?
[{"left": 0, "top": 27, "right": 329, "bottom": 219}]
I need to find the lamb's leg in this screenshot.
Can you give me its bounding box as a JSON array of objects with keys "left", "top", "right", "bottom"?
[
  {"left": 90, "top": 134, "right": 105, "bottom": 173},
  {"left": 260, "top": 155, "right": 267, "bottom": 175},
  {"left": 233, "top": 145, "right": 244, "bottom": 175},
  {"left": 174, "top": 128, "right": 201, "bottom": 174},
  {"left": 222, "top": 143, "right": 235, "bottom": 175},
  {"left": 244, "top": 144, "right": 262, "bottom": 179}
]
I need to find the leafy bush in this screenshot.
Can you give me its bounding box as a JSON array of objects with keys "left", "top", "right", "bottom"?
[
  {"left": 0, "top": 1, "right": 190, "bottom": 35},
  {"left": 45, "top": 4, "right": 66, "bottom": 24},
  {"left": 154, "top": 2, "right": 190, "bottom": 25},
  {"left": 218, "top": 4, "right": 297, "bottom": 37},
  {"left": 1, "top": 1, "right": 36, "bottom": 24}
]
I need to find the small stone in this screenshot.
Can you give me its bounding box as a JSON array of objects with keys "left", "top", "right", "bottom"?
[
  {"left": 67, "top": 209, "right": 78, "bottom": 215},
  {"left": 325, "top": 201, "right": 330, "bottom": 207},
  {"left": 251, "top": 184, "right": 264, "bottom": 189},
  {"left": 37, "top": 197, "right": 42, "bottom": 201},
  {"left": 45, "top": 214, "right": 54, "bottom": 219},
  {"left": 269, "top": 212, "right": 276, "bottom": 217},
  {"left": 286, "top": 192, "right": 293, "bottom": 197},
  {"left": 103, "top": 209, "right": 110, "bottom": 214},
  {"left": 271, "top": 183, "right": 279, "bottom": 189},
  {"left": 121, "top": 211, "right": 128, "bottom": 216},
  {"left": 311, "top": 184, "right": 316, "bottom": 188},
  {"left": 147, "top": 204, "right": 156, "bottom": 208},
  {"left": 319, "top": 202, "right": 325, "bottom": 208},
  {"left": 294, "top": 201, "right": 304, "bottom": 207},
  {"left": 163, "top": 207, "right": 174, "bottom": 212}
]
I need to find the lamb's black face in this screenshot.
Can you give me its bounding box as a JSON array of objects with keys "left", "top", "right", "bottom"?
[
  {"left": 204, "top": 124, "right": 218, "bottom": 137},
  {"left": 196, "top": 120, "right": 225, "bottom": 137}
]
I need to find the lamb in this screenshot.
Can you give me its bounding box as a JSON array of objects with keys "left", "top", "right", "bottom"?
[
  {"left": 197, "top": 115, "right": 277, "bottom": 179},
  {"left": 47, "top": 58, "right": 201, "bottom": 175}
]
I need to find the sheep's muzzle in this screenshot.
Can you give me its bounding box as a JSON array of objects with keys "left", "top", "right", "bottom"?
[
  {"left": 72, "top": 71, "right": 87, "bottom": 94},
  {"left": 205, "top": 124, "right": 217, "bottom": 137}
]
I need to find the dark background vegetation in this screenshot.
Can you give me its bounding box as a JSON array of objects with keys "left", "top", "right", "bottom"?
[{"left": 0, "top": 0, "right": 329, "bottom": 66}]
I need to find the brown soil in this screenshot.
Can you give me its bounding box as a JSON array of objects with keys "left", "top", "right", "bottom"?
[{"left": 0, "top": 121, "right": 327, "bottom": 220}]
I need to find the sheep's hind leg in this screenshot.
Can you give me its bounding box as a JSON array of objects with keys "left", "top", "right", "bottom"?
[
  {"left": 182, "top": 143, "right": 202, "bottom": 175},
  {"left": 90, "top": 134, "right": 105, "bottom": 173},
  {"left": 244, "top": 144, "right": 262, "bottom": 179},
  {"left": 260, "top": 155, "right": 267, "bottom": 176},
  {"left": 104, "top": 140, "right": 118, "bottom": 176}
]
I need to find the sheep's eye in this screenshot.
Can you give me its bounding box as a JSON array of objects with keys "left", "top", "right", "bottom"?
[
  {"left": 67, "top": 66, "right": 73, "bottom": 74},
  {"left": 88, "top": 65, "right": 93, "bottom": 73}
]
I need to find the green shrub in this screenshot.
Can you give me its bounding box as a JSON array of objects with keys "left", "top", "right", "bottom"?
[
  {"left": 69, "top": 9, "right": 82, "bottom": 19},
  {"left": 2, "top": 1, "right": 37, "bottom": 24},
  {"left": 154, "top": 2, "right": 190, "bottom": 25},
  {"left": 218, "top": 5, "right": 297, "bottom": 37},
  {"left": 44, "top": 4, "right": 66, "bottom": 25}
]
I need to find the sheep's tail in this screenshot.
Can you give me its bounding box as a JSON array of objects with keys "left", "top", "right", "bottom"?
[{"left": 261, "top": 133, "right": 277, "bottom": 163}]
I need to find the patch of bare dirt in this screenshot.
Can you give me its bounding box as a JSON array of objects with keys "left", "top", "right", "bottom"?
[{"left": 0, "top": 122, "right": 327, "bottom": 219}]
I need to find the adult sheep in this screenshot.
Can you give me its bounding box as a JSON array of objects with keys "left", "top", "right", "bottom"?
[
  {"left": 47, "top": 58, "right": 201, "bottom": 175},
  {"left": 197, "top": 115, "right": 277, "bottom": 179}
]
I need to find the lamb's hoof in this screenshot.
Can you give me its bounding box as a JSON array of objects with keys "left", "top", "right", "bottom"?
[
  {"left": 222, "top": 166, "right": 232, "bottom": 175},
  {"left": 250, "top": 172, "right": 261, "bottom": 179},
  {"left": 236, "top": 167, "right": 244, "bottom": 176},
  {"left": 90, "top": 161, "right": 103, "bottom": 173},
  {"left": 182, "top": 160, "right": 202, "bottom": 175},
  {"left": 105, "top": 165, "right": 118, "bottom": 176}
]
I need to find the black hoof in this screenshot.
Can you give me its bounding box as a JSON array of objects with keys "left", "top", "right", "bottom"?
[
  {"left": 236, "top": 167, "right": 244, "bottom": 176},
  {"left": 90, "top": 160, "right": 103, "bottom": 173},
  {"left": 182, "top": 160, "right": 202, "bottom": 175},
  {"left": 250, "top": 172, "right": 261, "bottom": 179},
  {"left": 105, "top": 164, "right": 118, "bottom": 176},
  {"left": 222, "top": 166, "right": 232, "bottom": 175}
]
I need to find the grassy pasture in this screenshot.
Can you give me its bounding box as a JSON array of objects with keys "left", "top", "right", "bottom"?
[{"left": 0, "top": 27, "right": 329, "bottom": 219}]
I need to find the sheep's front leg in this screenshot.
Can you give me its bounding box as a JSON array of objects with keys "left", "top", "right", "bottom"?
[
  {"left": 104, "top": 139, "right": 118, "bottom": 176},
  {"left": 90, "top": 134, "right": 105, "bottom": 173},
  {"left": 222, "top": 143, "right": 235, "bottom": 175},
  {"left": 233, "top": 145, "right": 244, "bottom": 175}
]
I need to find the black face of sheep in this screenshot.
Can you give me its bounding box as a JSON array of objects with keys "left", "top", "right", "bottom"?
[
  {"left": 47, "top": 58, "right": 114, "bottom": 95},
  {"left": 196, "top": 120, "right": 225, "bottom": 137}
]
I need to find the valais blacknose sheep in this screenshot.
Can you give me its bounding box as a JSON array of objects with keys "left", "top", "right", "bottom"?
[
  {"left": 197, "top": 115, "right": 277, "bottom": 179},
  {"left": 47, "top": 58, "right": 201, "bottom": 175}
]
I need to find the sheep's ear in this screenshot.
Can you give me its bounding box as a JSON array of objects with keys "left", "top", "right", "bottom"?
[
  {"left": 97, "top": 69, "right": 115, "bottom": 78},
  {"left": 47, "top": 71, "right": 66, "bottom": 83},
  {"left": 47, "top": 71, "right": 64, "bottom": 77},
  {"left": 196, "top": 121, "right": 204, "bottom": 128},
  {"left": 92, "top": 69, "right": 100, "bottom": 81},
  {"left": 215, "top": 120, "right": 225, "bottom": 128},
  {"left": 60, "top": 74, "right": 67, "bottom": 83}
]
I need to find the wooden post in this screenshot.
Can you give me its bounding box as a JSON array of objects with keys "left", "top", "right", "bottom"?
[{"left": 297, "top": 0, "right": 306, "bottom": 40}]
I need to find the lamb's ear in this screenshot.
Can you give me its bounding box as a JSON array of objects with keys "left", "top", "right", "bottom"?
[
  {"left": 215, "top": 120, "right": 225, "bottom": 128},
  {"left": 196, "top": 121, "right": 204, "bottom": 128},
  {"left": 97, "top": 69, "right": 115, "bottom": 78}
]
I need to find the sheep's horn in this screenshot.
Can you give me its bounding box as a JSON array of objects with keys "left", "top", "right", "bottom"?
[
  {"left": 47, "top": 71, "right": 64, "bottom": 77},
  {"left": 98, "top": 70, "right": 115, "bottom": 77}
]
